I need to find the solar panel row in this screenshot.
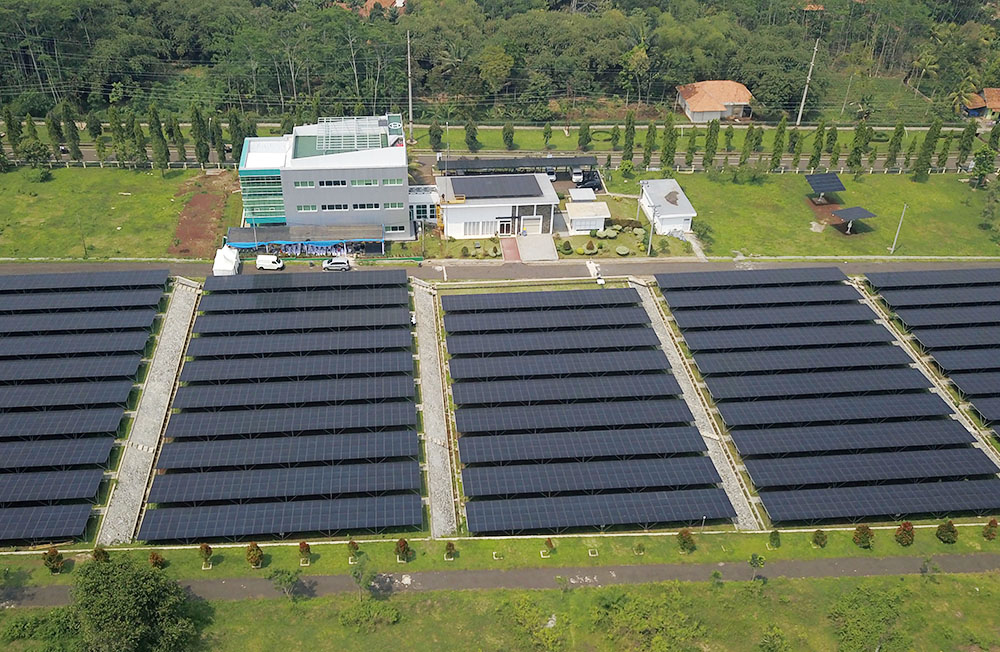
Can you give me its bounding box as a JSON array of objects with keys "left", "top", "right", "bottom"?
[
  {"left": 0, "top": 288, "right": 163, "bottom": 313},
  {"left": 706, "top": 368, "right": 930, "bottom": 400},
  {"left": 186, "top": 329, "right": 412, "bottom": 358},
  {"left": 0, "top": 438, "right": 114, "bottom": 470},
  {"left": 682, "top": 324, "right": 894, "bottom": 352},
  {"left": 0, "top": 380, "right": 133, "bottom": 410},
  {"left": 442, "top": 288, "right": 639, "bottom": 312},
  {"left": 198, "top": 287, "right": 408, "bottom": 313},
  {"left": 914, "top": 326, "right": 1000, "bottom": 350},
  {"left": 867, "top": 268, "right": 1000, "bottom": 290},
  {"left": 452, "top": 374, "right": 681, "bottom": 406},
  {"left": 0, "top": 469, "right": 104, "bottom": 504},
  {"left": 180, "top": 352, "right": 413, "bottom": 383},
  {"left": 202, "top": 269, "right": 406, "bottom": 293},
  {"left": 880, "top": 286, "right": 1000, "bottom": 308},
  {"left": 0, "top": 309, "right": 156, "bottom": 335},
  {"left": 458, "top": 427, "right": 706, "bottom": 464},
  {"left": 449, "top": 350, "right": 670, "bottom": 380},
  {"left": 694, "top": 345, "right": 910, "bottom": 375},
  {"left": 172, "top": 376, "right": 413, "bottom": 410},
  {"left": 0, "top": 269, "right": 167, "bottom": 293},
  {"left": 0, "top": 331, "right": 151, "bottom": 358},
  {"left": 663, "top": 284, "right": 859, "bottom": 309},
  {"left": 673, "top": 303, "right": 877, "bottom": 330},
  {"left": 655, "top": 267, "right": 845, "bottom": 291},
  {"left": 729, "top": 420, "right": 976, "bottom": 456},
  {"left": 457, "top": 399, "right": 694, "bottom": 435},
  {"left": 193, "top": 307, "right": 410, "bottom": 334},
  {"left": 0, "top": 355, "right": 141, "bottom": 383},
  {"left": 444, "top": 306, "right": 651, "bottom": 334},
  {"left": 446, "top": 328, "right": 660, "bottom": 356}
]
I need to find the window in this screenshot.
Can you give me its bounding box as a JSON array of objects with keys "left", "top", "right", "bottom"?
[
  {"left": 385, "top": 202, "right": 404, "bottom": 209},
  {"left": 293, "top": 181, "right": 315, "bottom": 188},
  {"left": 319, "top": 180, "right": 346, "bottom": 187},
  {"left": 415, "top": 204, "right": 429, "bottom": 220},
  {"left": 322, "top": 204, "right": 349, "bottom": 211},
  {"left": 352, "top": 203, "right": 380, "bottom": 210},
  {"left": 385, "top": 225, "right": 406, "bottom": 233},
  {"left": 351, "top": 179, "right": 378, "bottom": 187},
  {"left": 383, "top": 178, "right": 403, "bottom": 186},
  {"left": 463, "top": 221, "right": 495, "bottom": 237},
  {"left": 296, "top": 204, "right": 317, "bottom": 212}
]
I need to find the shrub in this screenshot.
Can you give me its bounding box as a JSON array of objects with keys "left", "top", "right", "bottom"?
[
  {"left": 589, "top": 229, "right": 598, "bottom": 237},
  {"left": 853, "top": 524, "right": 874, "bottom": 549},
  {"left": 347, "top": 540, "right": 360, "bottom": 557},
  {"left": 561, "top": 240, "right": 572, "bottom": 253},
  {"left": 677, "top": 528, "right": 696, "bottom": 553},
  {"left": 299, "top": 541, "right": 311, "bottom": 559},
  {"left": 460, "top": 246, "right": 469, "bottom": 257},
  {"left": 339, "top": 598, "right": 400, "bottom": 633},
  {"left": 984, "top": 518, "right": 998, "bottom": 541},
  {"left": 633, "top": 542, "right": 645, "bottom": 555},
  {"left": 768, "top": 530, "right": 781, "bottom": 549},
  {"left": 445, "top": 542, "right": 456, "bottom": 556},
  {"left": 148, "top": 551, "right": 166, "bottom": 569},
  {"left": 246, "top": 542, "right": 264, "bottom": 567},
  {"left": 42, "top": 547, "right": 63, "bottom": 574},
  {"left": 92, "top": 546, "right": 109, "bottom": 563},
  {"left": 575, "top": 247, "right": 585, "bottom": 255},
  {"left": 395, "top": 538, "right": 411, "bottom": 558},
  {"left": 615, "top": 246, "right": 630, "bottom": 256},
  {"left": 544, "top": 537, "right": 555, "bottom": 550},
  {"left": 936, "top": 520, "right": 958, "bottom": 544},
  {"left": 812, "top": 529, "right": 828, "bottom": 548},
  {"left": 895, "top": 521, "right": 915, "bottom": 547},
  {"left": 199, "top": 543, "right": 213, "bottom": 562},
  {"left": 620, "top": 159, "right": 635, "bottom": 177}
]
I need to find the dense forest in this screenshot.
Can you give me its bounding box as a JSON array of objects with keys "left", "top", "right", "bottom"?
[{"left": 1, "top": 0, "right": 998, "bottom": 123}]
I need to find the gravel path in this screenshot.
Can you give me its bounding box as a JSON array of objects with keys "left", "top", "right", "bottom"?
[
  {"left": 632, "top": 281, "right": 760, "bottom": 531},
  {"left": 414, "top": 283, "right": 457, "bottom": 537},
  {"left": 97, "top": 280, "right": 199, "bottom": 545}
]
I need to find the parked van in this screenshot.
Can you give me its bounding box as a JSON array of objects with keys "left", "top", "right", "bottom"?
[
  {"left": 255, "top": 254, "right": 284, "bottom": 270},
  {"left": 322, "top": 256, "right": 352, "bottom": 272}
]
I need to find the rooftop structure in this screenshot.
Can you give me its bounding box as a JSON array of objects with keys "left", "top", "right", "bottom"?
[
  {"left": 639, "top": 179, "right": 697, "bottom": 235},
  {"left": 675, "top": 80, "right": 754, "bottom": 123},
  {"left": 436, "top": 173, "right": 559, "bottom": 239}
]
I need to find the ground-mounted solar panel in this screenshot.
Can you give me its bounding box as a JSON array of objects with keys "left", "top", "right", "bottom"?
[
  {"left": 867, "top": 268, "right": 1000, "bottom": 290},
  {"left": 880, "top": 286, "right": 1000, "bottom": 308},
  {"left": 804, "top": 172, "right": 846, "bottom": 194},
  {"left": 0, "top": 269, "right": 168, "bottom": 293},
  {"left": 745, "top": 448, "right": 998, "bottom": 488},
  {"left": 0, "top": 438, "right": 114, "bottom": 470},
  {"left": 446, "top": 328, "right": 660, "bottom": 356},
  {"left": 730, "top": 420, "right": 976, "bottom": 456},
  {"left": 0, "top": 309, "right": 157, "bottom": 335},
  {"left": 193, "top": 307, "right": 410, "bottom": 335},
  {"left": 682, "top": 324, "right": 894, "bottom": 352},
  {"left": 458, "top": 427, "right": 706, "bottom": 464},
  {"left": 663, "top": 285, "right": 858, "bottom": 310},
  {"left": 186, "top": 329, "right": 412, "bottom": 358},
  {"left": 718, "top": 393, "right": 953, "bottom": 427},
  {"left": 456, "top": 399, "right": 692, "bottom": 435},
  {"left": 706, "top": 368, "right": 930, "bottom": 401},
  {"left": 655, "top": 268, "right": 845, "bottom": 291},
  {"left": 449, "top": 350, "right": 670, "bottom": 380},
  {"left": 895, "top": 306, "right": 1000, "bottom": 328},
  {"left": 180, "top": 352, "right": 413, "bottom": 384},
  {"left": 0, "top": 331, "right": 151, "bottom": 359},
  {"left": 913, "top": 326, "right": 1000, "bottom": 350},
  {"left": 463, "top": 457, "right": 721, "bottom": 497},
  {"left": 0, "top": 380, "right": 134, "bottom": 410},
  {"left": 157, "top": 431, "right": 418, "bottom": 470},
  {"left": 693, "top": 345, "right": 910, "bottom": 375},
  {"left": 761, "top": 478, "right": 1000, "bottom": 522},
  {"left": 444, "top": 306, "right": 650, "bottom": 334},
  {"left": 0, "top": 356, "right": 141, "bottom": 384},
  {"left": 198, "top": 287, "right": 408, "bottom": 313},
  {"left": 165, "top": 402, "right": 417, "bottom": 439},
  {"left": 929, "top": 349, "right": 1000, "bottom": 373},
  {"left": 951, "top": 372, "right": 1000, "bottom": 397},
  {"left": 972, "top": 397, "right": 1000, "bottom": 422},
  {"left": 0, "top": 504, "right": 93, "bottom": 541},
  {"left": 203, "top": 270, "right": 406, "bottom": 293},
  {"left": 441, "top": 288, "right": 639, "bottom": 313},
  {"left": 673, "top": 304, "right": 877, "bottom": 330},
  {"left": 0, "top": 469, "right": 104, "bottom": 504},
  {"left": 465, "top": 489, "right": 736, "bottom": 533},
  {"left": 148, "top": 461, "right": 419, "bottom": 504},
  {"left": 172, "top": 376, "right": 413, "bottom": 410},
  {"left": 0, "top": 289, "right": 164, "bottom": 313},
  {"left": 452, "top": 374, "right": 681, "bottom": 407},
  {"left": 0, "top": 408, "right": 123, "bottom": 439},
  {"left": 138, "top": 494, "right": 422, "bottom": 541}
]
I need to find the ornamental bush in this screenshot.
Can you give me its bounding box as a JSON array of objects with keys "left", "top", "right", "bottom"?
[
  {"left": 853, "top": 524, "right": 874, "bottom": 549},
  {"left": 347, "top": 540, "right": 360, "bottom": 558},
  {"left": 984, "top": 518, "right": 998, "bottom": 541},
  {"left": 678, "top": 528, "right": 696, "bottom": 553},
  {"left": 92, "top": 546, "right": 110, "bottom": 563},
  {"left": 812, "top": 529, "right": 828, "bottom": 548},
  {"left": 299, "top": 541, "right": 311, "bottom": 559},
  {"left": 895, "top": 521, "right": 915, "bottom": 547},
  {"left": 395, "top": 538, "right": 411, "bottom": 558},
  {"left": 246, "top": 542, "right": 264, "bottom": 567},
  {"left": 42, "top": 547, "right": 64, "bottom": 574},
  {"left": 936, "top": 520, "right": 958, "bottom": 544},
  {"left": 561, "top": 240, "right": 572, "bottom": 253},
  {"left": 148, "top": 551, "right": 166, "bottom": 569},
  {"left": 199, "top": 543, "right": 212, "bottom": 562},
  {"left": 768, "top": 530, "right": 781, "bottom": 549}
]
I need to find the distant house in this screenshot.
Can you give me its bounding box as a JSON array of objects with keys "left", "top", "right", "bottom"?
[
  {"left": 675, "top": 81, "right": 754, "bottom": 123},
  {"left": 965, "top": 89, "right": 1000, "bottom": 119},
  {"left": 639, "top": 179, "right": 697, "bottom": 235}
]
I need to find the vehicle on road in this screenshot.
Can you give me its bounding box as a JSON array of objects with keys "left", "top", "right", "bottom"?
[
  {"left": 255, "top": 254, "right": 284, "bottom": 270},
  {"left": 321, "top": 256, "right": 351, "bottom": 272}
]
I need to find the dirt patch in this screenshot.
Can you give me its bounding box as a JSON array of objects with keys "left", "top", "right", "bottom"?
[
  {"left": 804, "top": 196, "right": 843, "bottom": 226},
  {"left": 169, "top": 171, "right": 239, "bottom": 258}
]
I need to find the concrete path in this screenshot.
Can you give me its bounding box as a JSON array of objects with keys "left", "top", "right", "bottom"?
[
  {"left": 413, "top": 283, "right": 457, "bottom": 537},
  {"left": 499, "top": 238, "right": 521, "bottom": 262},
  {"left": 97, "top": 280, "right": 199, "bottom": 545},
  {"left": 517, "top": 235, "right": 559, "bottom": 261}
]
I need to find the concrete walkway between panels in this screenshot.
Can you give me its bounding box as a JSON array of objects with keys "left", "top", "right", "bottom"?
[
  {"left": 96, "top": 280, "right": 200, "bottom": 546},
  {"left": 413, "top": 282, "right": 458, "bottom": 537},
  {"left": 630, "top": 280, "right": 760, "bottom": 531}
]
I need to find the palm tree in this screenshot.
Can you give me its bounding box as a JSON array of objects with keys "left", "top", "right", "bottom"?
[
  {"left": 948, "top": 76, "right": 980, "bottom": 116},
  {"left": 910, "top": 50, "right": 939, "bottom": 95}
]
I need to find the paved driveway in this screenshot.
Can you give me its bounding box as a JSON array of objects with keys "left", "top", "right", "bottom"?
[{"left": 517, "top": 235, "right": 559, "bottom": 261}]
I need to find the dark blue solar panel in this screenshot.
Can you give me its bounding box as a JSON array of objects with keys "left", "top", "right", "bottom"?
[
  {"left": 198, "top": 287, "right": 408, "bottom": 312},
  {"left": 673, "top": 304, "right": 876, "bottom": 329},
  {"left": 180, "top": 352, "right": 413, "bottom": 383},
  {"left": 881, "top": 287, "right": 1000, "bottom": 308},
  {"left": 730, "top": 420, "right": 976, "bottom": 456},
  {"left": 452, "top": 374, "right": 681, "bottom": 406},
  {"left": 972, "top": 397, "right": 1000, "bottom": 421},
  {"left": 914, "top": 326, "right": 1000, "bottom": 350},
  {"left": 804, "top": 172, "right": 845, "bottom": 193},
  {"left": 458, "top": 427, "right": 706, "bottom": 464},
  {"left": 951, "top": 372, "right": 1000, "bottom": 396},
  {"left": 0, "top": 381, "right": 133, "bottom": 410},
  {"left": 0, "top": 438, "right": 114, "bottom": 469},
  {"left": 0, "top": 331, "right": 150, "bottom": 358},
  {"left": 895, "top": 306, "right": 1000, "bottom": 328},
  {"left": 186, "top": 330, "right": 411, "bottom": 357},
  {"left": 832, "top": 206, "right": 875, "bottom": 221},
  {"left": 0, "top": 409, "right": 123, "bottom": 439},
  {"left": 0, "top": 270, "right": 167, "bottom": 292},
  {"left": 0, "top": 309, "right": 156, "bottom": 335},
  {"left": 456, "top": 399, "right": 692, "bottom": 434},
  {"left": 694, "top": 345, "right": 910, "bottom": 375},
  {"left": 867, "top": 268, "right": 1000, "bottom": 289},
  {"left": 930, "top": 349, "right": 1000, "bottom": 372},
  {"left": 706, "top": 368, "right": 930, "bottom": 400},
  {"left": 446, "top": 328, "right": 660, "bottom": 355},
  {"left": 0, "top": 356, "right": 141, "bottom": 383},
  {"left": 449, "top": 350, "right": 669, "bottom": 380},
  {"left": 0, "top": 469, "right": 104, "bottom": 503},
  {"left": 718, "top": 393, "right": 953, "bottom": 427},
  {"left": 165, "top": 403, "right": 417, "bottom": 438},
  {"left": 655, "top": 268, "right": 845, "bottom": 290},
  {"left": 683, "top": 324, "right": 893, "bottom": 352},
  {"left": 172, "top": 376, "right": 413, "bottom": 410},
  {"left": 0, "top": 289, "right": 163, "bottom": 313},
  {"left": 0, "top": 504, "right": 93, "bottom": 541},
  {"left": 663, "top": 285, "right": 858, "bottom": 309},
  {"left": 441, "top": 288, "right": 639, "bottom": 312},
  {"left": 444, "top": 307, "right": 650, "bottom": 334},
  {"left": 193, "top": 308, "right": 410, "bottom": 334},
  {"left": 203, "top": 270, "right": 406, "bottom": 293}
]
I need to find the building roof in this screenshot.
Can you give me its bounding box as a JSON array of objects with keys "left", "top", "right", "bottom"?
[
  {"left": 676, "top": 81, "right": 754, "bottom": 113},
  {"left": 983, "top": 88, "right": 1000, "bottom": 110},
  {"left": 568, "top": 188, "right": 597, "bottom": 202},
  {"left": 436, "top": 173, "right": 559, "bottom": 207},
  {"left": 965, "top": 94, "right": 988, "bottom": 110},
  {"left": 442, "top": 155, "right": 597, "bottom": 173},
  {"left": 566, "top": 201, "right": 611, "bottom": 220},
  {"left": 640, "top": 179, "right": 697, "bottom": 219}
]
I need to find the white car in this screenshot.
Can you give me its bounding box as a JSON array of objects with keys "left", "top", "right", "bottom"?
[
  {"left": 545, "top": 166, "right": 557, "bottom": 181},
  {"left": 255, "top": 254, "right": 284, "bottom": 270},
  {"left": 571, "top": 167, "right": 583, "bottom": 183},
  {"left": 322, "top": 257, "right": 351, "bottom": 272}
]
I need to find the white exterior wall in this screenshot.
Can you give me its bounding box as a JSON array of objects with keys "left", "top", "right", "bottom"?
[
  {"left": 570, "top": 217, "right": 606, "bottom": 234},
  {"left": 442, "top": 204, "right": 511, "bottom": 239},
  {"left": 656, "top": 214, "right": 693, "bottom": 234}
]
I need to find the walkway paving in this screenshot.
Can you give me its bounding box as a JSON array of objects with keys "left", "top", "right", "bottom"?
[
  {"left": 97, "top": 280, "right": 199, "bottom": 546},
  {"left": 517, "top": 235, "right": 559, "bottom": 261},
  {"left": 413, "top": 283, "right": 457, "bottom": 537},
  {"left": 499, "top": 238, "right": 521, "bottom": 262}
]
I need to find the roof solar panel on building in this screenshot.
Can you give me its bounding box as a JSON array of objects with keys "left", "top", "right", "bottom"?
[
  {"left": 730, "top": 420, "right": 975, "bottom": 456},
  {"left": 0, "top": 309, "right": 156, "bottom": 335},
  {"left": 0, "top": 331, "right": 150, "bottom": 359},
  {"left": 0, "top": 380, "right": 134, "bottom": 410},
  {"left": 931, "top": 349, "right": 1000, "bottom": 372},
  {"left": 198, "top": 287, "right": 408, "bottom": 313},
  {"left": 694, "top": 345, "right": 910, "bottom": 375},
  {"left": 456, "top": 399, "right": 692, "bottom": 435},
  {"left": 0, "top": 438, "right": 114, "bottom": 470},
  {"left": 655, "top": 268, "right": 845, "bottom": 291},
  {"left": 149, "top": 462, "right": 419, "bottom": 504},
  {"left": 895, "top": 306, "right": 1000, "bottom": 328},
  {"left": 0, "top": 504, "right": 93, "bottom": 541},
  {"left": 444, "top": 306, "right": 650, "bottom": 334},
  {"left": 972, "top": 397, "right": 1000, "bottom": 421},
  {"left": 718, "top": 393, "right": 953, "bottom": 427},
  {"left": 138, "top": 494, "right": 422, "bottom": 540},
  {"left": 0, "top": 408, "right": 123, "bottom": 439},
  {"left": 0, "top": 269, "right": 168, "bottom": 293},
  {"left": 166, "top": 402, "right": 417, "bottom": 439},
  {"left": 452, "top": 374, "right": 681, "bottom": 406},
  {"left": 458, "top": 427, "right": 706, "bottom": 464},
  {"left": 446, "top": 328, "right": 660, "bottom": 356},
  {"left": 463, "top": 457, "right": 720, "bottom": 497},
  {"left": 0, "top": 289, "right": 163, "bottom": 313},
  {"left": 950, "top": 372, "right": 1000, "bottom": 396},
  {"left": 881, "top": 287, "right": 1000, "bottom": 308},
  {"left": 450, "top": 175, "right": 542, "bottom": 199},
  {"left": 193, "top": 308, "right": 410, "bottom": 334},
  {"left": 180, "top": 352, "right": 413, "bottom": 383},
  {"left": 157, "top": 431, "right": 418, "bottom": 470},
  {"left": 746, "top": 448, "right": 998, "bottom": 488},
  {"left": 673, "top": 304, "right": 877, "bottom": 330},
  {"left": 203, "top": 270, "right": 406, "bottom": 293},
  {"left": 0, "top": 469, "right": 104, "bottom": 504},
  {"left": 705, "top": 368, "right": 930, "bottom": 400},
  {"left": 805, "top": 172, "right": 846, "bottom": 194},
  {"left": 172, "top": 376, "right": 413, "bottom": 410},
  {"left": 683, "top": 324, "right": 894, "bottom": 352},
  {"left": 663, "top": 285, "right": 858, "bottom": 309},
  {"left": 914, "top": 326, "right": 1000, "bottom": 350},
  {"left": 465, "top": 489, "right": 735, "bottom": 533},
  {"left": 186, "top": 329, "right": 411, "bottom": 357},
  {"left": 867, "top": 268, "right": 1000, "bottom": 290},
  {"left": 761, "top": 479, "right": 1000, "bottom": 522},
  {"left": 449, "top": 350, "right": 670, "bottom": 380},
  {"left": 441, "top": 288, "right": 639, "bottom": 313},
  {"left": 0, "top": 355, "right": 140, "bottom": 383}
]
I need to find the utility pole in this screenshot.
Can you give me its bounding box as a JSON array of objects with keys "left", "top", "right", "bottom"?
[
  {"left": 796, "top": 38, "right": 820, "bottom": 126},
  {"left": 406, "top": 30, "right": 415, "bottom": 145},
  {"left": 889, "top": 203, "right": 907, "bottom": 254}
]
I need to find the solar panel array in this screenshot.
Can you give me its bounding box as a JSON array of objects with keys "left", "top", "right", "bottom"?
[
  {"left": 869, "top": 268, "right": 1000, "bottom": 425},
  {"left": 0, "top": 270, "right": 166, "bottom": 542},
  {"left": 139, "top": 271, "right": 422, "bottom": 541},
  {"left": 657, "top": 268, "right": 1000, "bottom": 524},
  {"left": 442, "top": 288, "right": 735, "bottom": 534}
]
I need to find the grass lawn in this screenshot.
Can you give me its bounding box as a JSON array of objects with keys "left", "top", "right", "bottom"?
[{"left": 819, "top": 72, "right": 937, "bottom": 126}]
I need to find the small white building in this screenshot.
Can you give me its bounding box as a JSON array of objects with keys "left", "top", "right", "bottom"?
[
  {"left": 567, "top": 187, "right": 597, "bottom": 203},
  {"left": 640, "top": 179, "right": 697, "bottom": 235},
  {"left": 436, "top": 173, "right": 559, "bottom": 239},
  {"left": 675, "top": 80, "right": 753, "bottom": 123},
  {"left": 565, "top": 201, "right": 610, "bottom": 235}
]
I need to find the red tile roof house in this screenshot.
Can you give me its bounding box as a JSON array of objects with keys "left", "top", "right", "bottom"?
[
  {"left": 963, "top": 89, "right": 1000, "bottom": 119},
  {"left": 675, "top": 81, "right": 754, "bottom": 124}
]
